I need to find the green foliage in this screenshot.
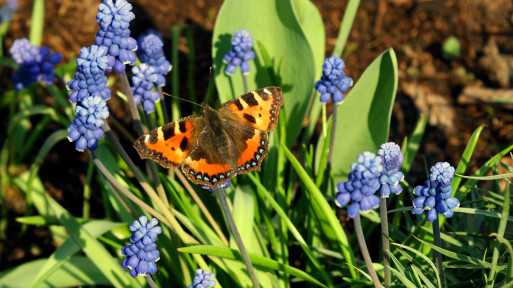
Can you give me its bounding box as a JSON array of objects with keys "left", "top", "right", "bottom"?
[{"left": 1, "top": 0, "right": 512, "bottom": 288}]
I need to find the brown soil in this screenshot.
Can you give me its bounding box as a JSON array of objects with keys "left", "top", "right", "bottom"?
[{"left": 2, "top": 0, "right": 513, "bottom": 274}]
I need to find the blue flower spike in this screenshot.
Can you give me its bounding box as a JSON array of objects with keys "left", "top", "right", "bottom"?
[
  {"left": 223, "top": 29, "right": 255, "bottom": 75},
  {"left": 378, "top": 142, "right": 405, "bottom": 198},
  {"left": 335, "top": 151, "right": 384, "bottom": 218},
  {"left": 67, "top": 45, "right": 111, "bottom": 152},
  {"left": 411, "top": 162, "right": 460, "bottom": 222},
  {"left": 121, "top": 216, "right": 162, "bottom": 277},
  {"left": 95, "top": 0, "right": 137, "bottom": 73},
  {"left": 187, "top": 269, "right": 217, "bottom": 288},
  {"left": 137, "top": 34, "right": 172, "bottom": 86},
  {"left": 0, "top": 0, "right": 18, "bottom": 22},
  {"left": 9, "top": 38, "right": 62, "bottom": 90},
  {"left": 67, "top": 95, "right": 109, "bottom": 152},
  {"left": 315, "top": 56, "right": 352, "bottom": 104},
  {"left": 131, "top": 64, "right": 160, "bottom": 112},
  {"left": 67, "top": 46, "right": 112, "bottom": 103}
]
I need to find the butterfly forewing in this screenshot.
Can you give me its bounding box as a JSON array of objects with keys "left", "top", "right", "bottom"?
[
  {"left": 134, "top": 115, "right": 202, "bottom": 168},
  {"left": 219, "top": 87, "right": 283, "bottom": 132}
]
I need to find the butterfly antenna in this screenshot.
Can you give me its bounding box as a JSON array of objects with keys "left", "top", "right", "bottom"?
[{"left": 163, "top": 92, "right": 203, "bottom": 108}]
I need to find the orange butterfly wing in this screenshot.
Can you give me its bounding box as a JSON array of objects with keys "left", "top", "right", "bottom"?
[
  {"left": 219, "top": 87, "right": 283, "bottom": 132},
  {"left": 219, "top": 87, "right": 283, "bottom": 173},
  {"left": 133, "top": 115, "right": 202, "bottom": 168}
]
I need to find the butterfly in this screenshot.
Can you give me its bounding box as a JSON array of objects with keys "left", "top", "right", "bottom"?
[{"left": 134, "top": 87, "right": 283, "bottom": 190}]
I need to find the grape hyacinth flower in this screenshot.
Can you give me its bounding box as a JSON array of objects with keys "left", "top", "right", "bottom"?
[
  {"left": 9, "top": 38, "right": 62, "bottom": 90},
  {"left": 67, "top": 95, "right": 109, "bottom": 151},
  {"left": 186, "top": 269, "right": 216, "bottom": 288},
  {"left": 95, "top": 0, "right": 137, "bottom": 73},
  {"left": 378, "top": 142, "right": 404, "bottom": 198},
  {"left": 121, "top": 216, "right": 162, "bottom": 277},
  {"left": 137, "top": 34, "right": 172, "bottom": 86},
  {"left": 223, "top": 29, "right": 255, "bottom": 75},
  {"left": 315, "top": 56, "right": 352, "bottom": 103},
  {"left": 335, "top": 152, "right": 384, "bottom": 218},
  {"left": 131, "top": 64, "right": 160, "bottom": 112},
  {"left": 412, "top": 162, "right": 460, "bottom": 223},
  {"left": 0, "top": 0, "right": 18, "bottom": 22},
  {"left": 67, "top": 45, "right": 112, "bottom": 103}
]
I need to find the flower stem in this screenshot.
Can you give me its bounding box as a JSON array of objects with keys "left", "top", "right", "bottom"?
[
  {"left": 379, "top": 198, "right": 391, "bottom": 288},
  {"left": 354, "top": 214, "right": 381, "bottom": 288},
  {"left": 82, "top": 159, "right": 94, "bottom": 219},
  {"left": 145, "top": 275, "right": 158, "bottom": 288},
  {"left": 174, "top": 168, "right": 229, "bottom": 247},
  {"left": 217, "top": 188, "right": 260, "bottom": 288},
  {"left": 242, "top": 73, "right": 249, "bottom": 94},
  {"left": 433, "top": 218, "right": 445, "bottom": 288},
  {"left": 156, "top": 86, "right": 169, "bottom": 124},
  {"left": 119, "top": 71, "right": 169, "bottom": 207},
  {"left": 119, "top": 71, "right": 145, "bottom": 136},
  {"left": 144, "top": 112, "right": 155, "bottom": 131}
]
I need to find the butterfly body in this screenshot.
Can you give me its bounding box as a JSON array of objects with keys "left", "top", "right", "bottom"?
[{"left": 134, "top": 87, "right": 283, "bottom": 189}]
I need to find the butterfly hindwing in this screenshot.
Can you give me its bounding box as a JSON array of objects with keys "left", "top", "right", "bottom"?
[
  {"left": 234, "top": 128, "right": 269, "bottom": 174},
  {"left": 219, "top": 87, "right": 283, "bottom": 132},
  {"left": 133, "top": 115, "right": 202, "bottom": 168}
]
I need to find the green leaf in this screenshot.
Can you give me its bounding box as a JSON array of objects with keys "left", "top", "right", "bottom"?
[
  {"left": 388, "top": 266, "right": 418, "bottom": 288},
  {"left": 402, "top": 115, "right": 427, "bottom": 174},
  {"left": 178, "top": 245, "right": 328, "bottom": 288},
  {"left": 29, "top": 0, "right": 44, "bottom": 46},
  {"left": 30, "top": 220, "right": 126, "bottom": 288},
  {"left": 0, "top": 256, "right": 111, "bottom": 287},
  {"left": 212, "top": 0, "right": 322, "bottom": 145},
  {"left": 248, "top": 173, "right": 335, "bottom": 287},
  {"left": 451, "top": 125, "right": 484, "bottom": 192},
  {"left": 46, "top": 194, "right": 139, "bottom": 288},
  {"left": 281, "top": 142, "right": 358, "bottom": 279},
  {"left": 392, "top": 243, "right": 441, "bottom": 288},
  {"left": 331, "top": 49, "right": 398, "bottom": 183},
  {"left": 414, "top": 236, "right": 492, "bottom": 269}
]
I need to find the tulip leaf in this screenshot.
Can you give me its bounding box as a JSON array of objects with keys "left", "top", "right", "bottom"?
[
  {"left": 212, "top": 0, "right": 323, "bottom": 145},
  {"left": 328, "top": 49, "right": 398, "bottom": 183}
]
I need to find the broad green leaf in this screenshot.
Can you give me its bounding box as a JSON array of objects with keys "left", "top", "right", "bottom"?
[
  {"left": 0, "top": 256, "right": 110, "bottom": 287},
  {"left": 330, "top": 49, "right": 398, "bottom": 183},
  {"left": 46, "top": 194, "right": 139, "bottom": 288},
  {"left": 178, "top": 245, "right": 328, "bottom": 288},
  {"left": 213, "top": 0, "right": 321, "bottom": 145}
]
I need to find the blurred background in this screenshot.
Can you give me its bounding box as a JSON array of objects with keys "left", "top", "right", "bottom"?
[{"left": 1, "top": 0, "right": 513, "bottom": 274}]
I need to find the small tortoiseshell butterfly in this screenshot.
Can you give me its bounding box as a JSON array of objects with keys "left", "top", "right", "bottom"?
[{"left": 134, "top": 87, "right": 283, "bottom": 189}]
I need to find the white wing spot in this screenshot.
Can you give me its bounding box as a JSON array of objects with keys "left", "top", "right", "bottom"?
[
  {"left": 263, "top": 88, "right": 271, "bottom": 95},
  {"left": 144, "top": 135, "right": 150, "bottom": 143}
]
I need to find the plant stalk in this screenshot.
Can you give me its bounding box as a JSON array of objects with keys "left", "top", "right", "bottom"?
[
  {"left": 354, "top": 214, "right": 381, "bottom": 288},
  {"left": 217, "top": 187, "right": 260, "bottom": 288},
  {"left": 433, "top": 217, "right": 445, "bottom": 288},
  {"left": 379, "top": 198, "right": 391, "bottom": 288}
]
